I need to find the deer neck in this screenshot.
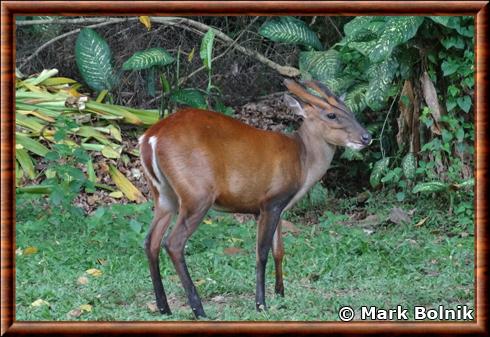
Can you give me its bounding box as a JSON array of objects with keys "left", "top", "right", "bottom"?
[{"left": 284, "top": 121, "right": 336, "bottom": 211}]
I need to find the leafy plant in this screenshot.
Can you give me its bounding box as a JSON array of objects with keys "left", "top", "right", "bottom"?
[
  {"left": 15, "top": 69, "right": 157, "bottom": 201},
  {"left": 260, "top": 16, "right": 323, "bottom": 51},
  {"left": 75, "top": 28, "right": 117, "bottom": 92},
  {"left": 122, "top": 47, "right": 175, "bottom": 97}
]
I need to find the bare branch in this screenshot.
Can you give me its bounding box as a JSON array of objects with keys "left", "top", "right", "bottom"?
[{"left": 18, "top": 18, "right": 136, "bottom": 71}]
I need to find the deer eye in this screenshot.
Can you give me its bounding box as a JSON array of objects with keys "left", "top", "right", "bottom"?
[{"left": 326, "top": 113, "right": 337, "bottom": 120}]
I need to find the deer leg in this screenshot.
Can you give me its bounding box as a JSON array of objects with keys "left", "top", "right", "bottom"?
[
  {"left": 164, "top": 206, "right": 209, "bottom": 318},
  {"left": 144, "top": 207, "right": 173, "bottom": 315},
  {"left": 255, "top": 206, "right": 282, "bottom": 311},
  {"left": 272, "top": 220, "right": 285, "bottom": 297}
]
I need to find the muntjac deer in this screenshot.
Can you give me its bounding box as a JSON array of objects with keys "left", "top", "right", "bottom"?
[{"left": 139, "top": 79, "right": 372, "bottom": 318}]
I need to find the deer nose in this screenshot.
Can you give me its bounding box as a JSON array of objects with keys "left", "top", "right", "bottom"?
[{"left": 361, "top": 133, "right": 372, "bottom": 146}]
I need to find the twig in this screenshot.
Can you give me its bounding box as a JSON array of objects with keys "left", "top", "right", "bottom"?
[
  {"left": 379, "top": 90, "right": 400, "bottom": 158},
  {"left": 18, "top": 18, "right": 136, "bottom": 70},
  {"left": 150, "top": 17, "right": 300, "bottom": 77},
  {"left": 16, "top": 17, "right": 115, "bottom": 26},
  {"left": 326, "top": 17, "right": 343, "bottom": 40}
]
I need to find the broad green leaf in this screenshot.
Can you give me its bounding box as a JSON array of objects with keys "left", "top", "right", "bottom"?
[
  {"left": 16, "top": 132, "right": 49, "bottom": 157},
  {"left": 75, "top": 28, "right": 116, "bottom": 92},
  {"left": 343, "top": 16, "right": 386, "bottom": 41},
  {"left": 457, "top": 95, "right": 472, "bottom": 113},
  {"left": 368, "top": 16, "right": 425, "bottom": 62},
  {"left": 348, "top": 39, "right": 379, "bottom": 57},
  {"left": 321, "top": 77, "right": 355, "bottom": 96},
  {"left": 16, "top": 148, "right": 36, "bottom": 179},
  {"left": 200, "top": 29, "right": 215, "bottom": 70},
  {"left": 370, "top": 157, "right": 390, "bottom": 188},
  {"left": 340, "top": 148, "right": 364, "bottom": 161},
  {"left": 29, "top": 16, "right": 60, "bottom": 38},
  {"left": 412, "top": 181, "right": 448, "bottom": 193},
  {"left": 299, "top": 50, "right": 341, "bottom": 82},
  {"left": 344, "top": 82, "right": 369, "bottom": 114},
  {"left": 16, "top": 184, "right": 53, "bottom": 194},
  {"left": 366, "top": 57, "right": 398, "bottom": 110},
  {"left": 15, "top": 113, "right": 46, "bottom": 133},
  {"left": 401, "top": 152, "right": 416, "bottom": 180},
  {"left": 122, "top": 48, "right": 174, "bottom": 71},
  {"left": 259, "top": 17, "right": 323, "bottom": 51},
  {"left": 170, "top": 89, "right": 207, "bottom": 109},
  {"left": 441, "top": 60, "right": 460, "bottom": 76}
]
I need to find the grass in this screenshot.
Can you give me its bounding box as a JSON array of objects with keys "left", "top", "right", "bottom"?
[{"left": 15, "top": 187, "right": 474, "bottom": 321}]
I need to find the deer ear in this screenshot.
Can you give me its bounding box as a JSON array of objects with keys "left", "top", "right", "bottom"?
[{"left": 284, "top": 94, "right": 306, "bottom": 117}]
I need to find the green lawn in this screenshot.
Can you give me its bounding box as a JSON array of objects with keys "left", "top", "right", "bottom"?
[{"left": 15, "top": 190, "right": 474, "bottom": 321}]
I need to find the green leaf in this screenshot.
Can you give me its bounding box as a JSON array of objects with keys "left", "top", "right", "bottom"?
[
  {"left": 29, "top": 16, "right": 60, "bottom": 38},
  {"left": 401, "top": 153, "right": 416, "bottom": 180},
  {"left": 200, "top": 29, "right": 215, "bottom": 70},
  {"left": 75, "top": 28, "right": 116, "bottom": 92},
  {"left": 15, "top": 132, "right": 49, "bottom": 157},
  {"left": 412, "top": 181, "right": 448, "bottom": 193},
  {"left": 457, "top": 95, "right": 472, "bottom": 113},
  {"left": 343, "top": 16, "right": 386, "bottom": 42},
  {"left": 340, "top": 147, "right": 364, "bottom": 161},
  {"left": 16, "top": 148, "right": 36, "bottom": 179},
  {"left": 170, "top": 89, "right": 207, "bottom": 109},
  {"left": 366, "top": 57, "right": 398, "bottom": 110},
  {"left": 441, "top": 60, "right": 460, "bottom": 76},
  {"left": 368, "top": 17, "right": 424, "bottom": 62},
  {"left": 396, "top": 192, "right": 405, "bottom": 202},
  {"left": 370, "top": 157, "right": 390, "bottom": 188},
  {"left": 344, "top": 82, "right": 368, "bottom": 114},
  {"left": 259, "top": 17, "right": 323, "bottom": 51},
  {"left": 122, "top": 48, "right": 174, "bottom": 71},
  {"left": 299, "top": 50, "right": 341, "bottom": 82}
]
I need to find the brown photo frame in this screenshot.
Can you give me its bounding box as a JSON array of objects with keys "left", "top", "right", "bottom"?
[{"left": 1, "top": 1, "right": 488, "bottom": 335}]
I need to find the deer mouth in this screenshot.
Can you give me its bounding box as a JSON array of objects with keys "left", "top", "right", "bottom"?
[{"left": 346, "top": 141, "right": 367, "bottom": 150}]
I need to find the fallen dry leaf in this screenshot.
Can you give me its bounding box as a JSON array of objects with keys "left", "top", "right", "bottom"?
[
  {"left": 109, "top": 191, "right": 123, "bottom": 198},
  {"left": 77, "top": 276, "right": 89, "bottom": 285},
  {"left": 414, "top": 216, "right": 429, "bottom": 227},
  {"left": 211, "top": 295, "right": 226, "bottom": 303},
  {"left": 147, "top": 302, "right": 158, "bottom": 313},
  {"left": 223, "top": 247, "right": 242, "bottom": 255},
  {"left": 31, "top": 299, "right": 49, "bottom": 307},
  {"left": 281, "top": 220, "right": 301, "bottom": 236},
  {"left": 68, "top": 308, "right": 82, "bottom": 318},
  {"left": 421, "top": 71, "right": 443, "bottom": 135},
  {"left": 85, "top": 268, "right": 102, "bottom": 277},
  {"left": 388, "top": 207, "right": 411, "bottom": 225},
  {"left": 23, "top": 246, "right": 38, "bottom": 255},
  {"left": 203, "top": 219, "right": 213, "bottom": 225}
]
